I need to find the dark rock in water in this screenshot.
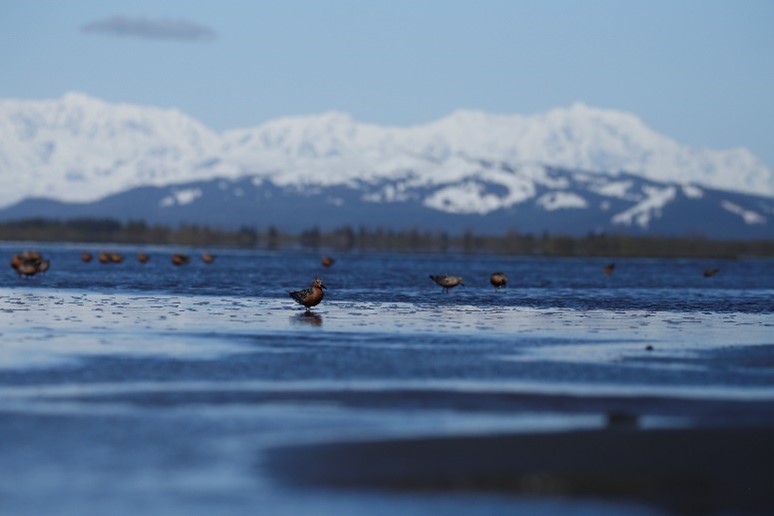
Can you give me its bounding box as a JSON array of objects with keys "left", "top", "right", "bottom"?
[{"left": 606, "top": 410, "right": 639, "bottom": 429}]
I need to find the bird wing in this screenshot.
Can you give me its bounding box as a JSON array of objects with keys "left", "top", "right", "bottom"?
[{"left": 289, "top": 287, "right": 313, "bottom": 304}]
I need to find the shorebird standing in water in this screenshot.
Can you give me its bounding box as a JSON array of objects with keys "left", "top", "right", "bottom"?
[
  {"left": 490, "top": 272, "right": 508, "bottom": 290},
  {"left": 602, "top": 263, "right": 615, "bottom": 275},
  {"left": 429, "top": 274, "right": 464, "bottom": 293},
  {"left": 11, "top": 250, "right": 49, "bottom": 276},
  {"left": 171, "top": 254, "right": 190, "bottom": 266},
  {"left": 15, "top": 261, "right": 38, "bottom": 276},
  {"left": 36, "top": 259, "right": 50, "bottom": 273},
  {"left": 703, "top": 267, "right": 719, "bottom": 277},
  {"left": 321, "top": 255, "right": 335, "bottom": 267},
  {"left": 289, "top": 277, "right": 326, "bottom": 311}
]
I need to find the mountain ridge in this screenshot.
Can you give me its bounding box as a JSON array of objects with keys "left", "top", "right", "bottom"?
[
  {"left": 2, "top": 163, "right": 771, "bottom": 239},
  {"left": 1, "top": 93, "right": 772, "bottom": 239},
  {"left": 1, "top": 92, "right": 771, "bottom": 212}
]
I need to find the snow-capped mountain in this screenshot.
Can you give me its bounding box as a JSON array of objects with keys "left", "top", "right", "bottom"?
[
  {"left": 0, "top": 92, "right": 772, "bottom": 237},
  {"left": 0, "top": 92, "right": 234, "bottom": 207},
  {"left": 3, "top": 162, "right": 772, "bottom": 239},
  {"left": 222, "top": 106, "right": 773, "bottom": 200}
]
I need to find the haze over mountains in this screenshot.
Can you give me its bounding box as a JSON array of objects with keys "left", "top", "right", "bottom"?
[{"left": 0, "top": 93, "right": 772, "bottom": 238}]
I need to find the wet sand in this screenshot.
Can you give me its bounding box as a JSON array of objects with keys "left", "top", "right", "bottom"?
[
  {"left": 1, "top": 250, "right": 773, "bottom": 516},
  {"left": 265, "top": 426, "right": 774, "bottom": 514}
]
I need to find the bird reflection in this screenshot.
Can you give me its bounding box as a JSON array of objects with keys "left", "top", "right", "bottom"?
[{"left": 291, "top": 311, "right": 323, "bottom": 327}]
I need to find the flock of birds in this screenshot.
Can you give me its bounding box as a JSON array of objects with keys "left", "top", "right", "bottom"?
[
  {"left": 288, "top": 259, "right": 720, "bottom": 311},
  {"left": 289, "top": 270, "right": 508, "bottom": 311},
  {"left": 287, "top": 257, "right": 511, "bottom": 311},
  {"left": 9, "top": 249, "right": 217, "bottom": 277},
  {"left": 426, "top": 272, "right": 506, "bottom": 292},
  {"left": 9, "top": 250, "right": 722, "bottom": 312},
  {"left": 9, "top": 250, "right": 50, "bottom": 277},
  {"left": 78, "top": 251, "right": 217, "bottom": 266}
]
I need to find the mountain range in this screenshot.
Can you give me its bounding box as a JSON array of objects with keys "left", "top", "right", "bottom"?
[{"left": 0, "top": 93, "right": 772, "bottom": 238}]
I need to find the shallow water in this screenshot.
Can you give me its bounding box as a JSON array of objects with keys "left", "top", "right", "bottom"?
[{"left": 1, "top": 243, "right": 773, "bottom": 515}]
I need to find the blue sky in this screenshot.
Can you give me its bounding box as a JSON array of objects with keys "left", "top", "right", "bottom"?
[{"left": 2, "top": 1, "right": 773, "bottom": 168}]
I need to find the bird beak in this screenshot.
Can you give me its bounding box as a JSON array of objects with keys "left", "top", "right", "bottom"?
[{"left": 321, "top": 284, "right": 327, "bottom": 289}]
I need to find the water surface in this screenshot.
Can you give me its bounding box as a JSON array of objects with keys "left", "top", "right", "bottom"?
[{"left": 1, "top": 244, "right": 773, "bottom": 514}]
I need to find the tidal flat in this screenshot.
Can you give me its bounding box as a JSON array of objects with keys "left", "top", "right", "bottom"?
[{"left": 1, "top": 244, "right": 773, "bottom": 514}]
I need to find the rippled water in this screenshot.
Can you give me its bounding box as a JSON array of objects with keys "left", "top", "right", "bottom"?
[{"left": 1, "top": 243, "right": 773, "bottom": 515}]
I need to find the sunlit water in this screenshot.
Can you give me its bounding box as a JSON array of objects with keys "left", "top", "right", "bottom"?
[{"left": 1, "top": 243, "right": 773, "bottom": 515}]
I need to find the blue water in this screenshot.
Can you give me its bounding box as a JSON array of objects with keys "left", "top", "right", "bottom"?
[{"left": 1, "top": 243, "right": 773, "bottom": 515}]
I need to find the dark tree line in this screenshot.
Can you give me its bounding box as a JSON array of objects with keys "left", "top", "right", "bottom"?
[{"left": 1, "top": 218, "right": 773, "bottom": 258}]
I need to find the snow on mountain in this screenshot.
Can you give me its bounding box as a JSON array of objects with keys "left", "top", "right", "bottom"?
[
  {"left": 536, "top": 191, "right": 589, "bottom": 211},
  {"left": 4, "top": 166, "right": 771, "bottom": 238},
  {"left": 1, "top": 92, "right": 772, "bottom": 213},
  {"left": 159, "top": 187, "right": 203, "bottom": 208},
  {"left": 0, "top": 92, "right": 237, "bottom": 206},
  {"left": 611, "top": 186, "right": 678, "bottom": 229},
  {"left": 223, "top": 103, "right": 773, "bottom": 198},
  {"left": 720, "top": 200, "right": 766, "bottom": 225}
]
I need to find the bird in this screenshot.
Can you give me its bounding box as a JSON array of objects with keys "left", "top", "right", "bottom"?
[
  {"left": 137, "top": 253, "right": 150, "bottom": 264},
  {"left": 11, "top": 250, "right": 48, "bottom": 276},
  {"left": 15, "top": 261, "right": 38, "bottom": 276},
  {"left": 81, "top": 252, "right": 93, "bottom": 263},
  {"left": 703, "top": 267, "right": 719, "bottom": 277},
  {"left": 490, "top": 272, "right": 508, "bottom": 290},
  {"left": 603, "top": 263, "right": 615, "bottom": 275},
  {"left": 321, "top": 255, "right": 335, "bottom": 267},
  {"left": 10, "top": 254, "right": 23, "bottom": 270},
  {"left": 289, "top": 278, "right": 326, "bottom": 311},
  {"left": 429, "top": 274, "right": 464, "bottom": 292},
  {"left": 201, "top": 253, "right": 216, "bottom": 264},
  {"left": 22, "top": 250, "right": 41, "bottom": 262},
  {"left": 171, "top": 254, "right": 190, "bottom": 266},
  {"left": 36, "top": 259, "right": 50, "bottom": 273}
]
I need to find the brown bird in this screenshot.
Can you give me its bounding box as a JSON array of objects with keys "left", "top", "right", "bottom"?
[
  {"left": 36, "top": 259, "right": 50, "bottom": 273},
  {"left": 11, "top": 250, "right": 48, "bottom": 276},
  {"left": 98, "top": 252, "right": 110, "bottom": 264},
  {"left": 109, "top": 253, "right": 123, "bottom": 263},
  {"left": 703, "top": 267, "right": 719, "bottom": 278},
  {"left": 137, "top": 253, "right": 150, "bottom": 264},
  {"left": 10, "top": 254, "right": 23, "bottom": 270},
  {"left": 289, "top": 278, "right": 326, "bottom": 311},
  {"left": 81, "top": 252, "right": 93, "bottom": 263},
  {"left": 321, "top": 255, "right": 335, "bottom": 267},
  {"left": 201, "top": 253, "right": 215, "bottom": 264},
  {"left": 429, "top": 274, "right": 464, "bottom": 292},
  {"left": 603, "top": 263, "right": 615, "bottom": 275},
  {"left": 171, "top": 254, "right": 191, "bottom": 266},
  {"left": 15, "top": 261, "right": 38, "bottom": 276},
  {"left": 22, "top": 250, "right": 41, "bottom": 262},
  {"left": 490, "top": 272, "right": 508, "bottom": 290}
]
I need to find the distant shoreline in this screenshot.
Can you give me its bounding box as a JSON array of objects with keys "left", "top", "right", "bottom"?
[{"left": 1, "top": 217, "right": 774, "bottom": 258}]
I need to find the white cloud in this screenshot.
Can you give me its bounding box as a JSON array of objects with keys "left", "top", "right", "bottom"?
[{"left": 81, "top": 15, "right": 216, "bottom": 42}]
